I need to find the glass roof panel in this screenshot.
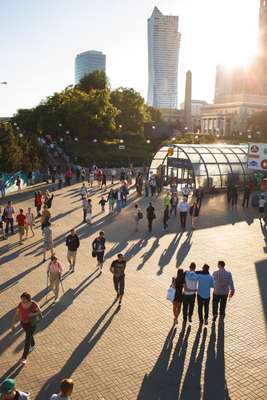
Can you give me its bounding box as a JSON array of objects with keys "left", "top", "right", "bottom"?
[{"left": 212, "top": 153, "right": 229, "bottom": 163}]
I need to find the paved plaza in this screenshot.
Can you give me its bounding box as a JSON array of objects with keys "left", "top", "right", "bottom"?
[{"left": 0, "top": 182, "right": 266, "bottom": 399}]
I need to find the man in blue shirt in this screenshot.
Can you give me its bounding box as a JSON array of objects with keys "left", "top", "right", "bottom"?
[{"left": 187, "top": 264, "right": 214, "bottom": 325}]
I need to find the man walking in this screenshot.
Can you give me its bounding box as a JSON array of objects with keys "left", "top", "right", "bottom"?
[
  {"left": 47, "top": 256, "right": 63, "bottom": 303},
  {"left": 66, "top": 229, "right": 80, "bottom": 272},
  {"left": 187, "top": 264, "right": 214, "bottom": 325},
  {"left": 242, "top": 184, "right": 251, "bottom": 207},
  {"left": 16, "top": 209, "right": 26, "bottom": 245},
  {"left": 92, "top": 231, "right": 106, "bottom": 272},
  {"left": 146, "top": 202, "right": 155, "bottom": 233},
  {"left": 212, "top": 260, "right": 235, "bottom": 322},
  {"left": 179, "top": 197, "right": 189, "bottom": 230},
  {"left": 4, "top": 200, "right": 15, "bottom": 236},
  {"left": 110, "top": 253, "right": 126, "bottom": 306},
  {"left": 182, "top": 262, "right": 197, "bottom": 324}
]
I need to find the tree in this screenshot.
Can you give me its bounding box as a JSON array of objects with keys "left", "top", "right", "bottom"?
[
  {"left": 110, "top": 88, "right": 150, "bottom": 134},
  {"left": 248, "top": 111, "right": 267, "bottom": 141},
  {"left": 146, "top": 106, "right": 163, "bottom": 124},
  {"left": 0, "top": 123, "right": 23, "bottom": 172},
  {"left": 77, "top": 70, "right": 109, "bottom": 92}
]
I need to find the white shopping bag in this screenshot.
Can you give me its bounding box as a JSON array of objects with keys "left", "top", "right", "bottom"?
[{"left": 166, "top": 286, "right": 176, "bottom": 302}]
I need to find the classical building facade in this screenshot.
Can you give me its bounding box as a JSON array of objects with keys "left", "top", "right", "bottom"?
[
  {"left": 147, "top": 7, "right": 181, "bottom": 109},
  {"left": 201, "top": 0, "right": 267, "bottom": 135},
  {"left": 75, "top": 50, "right": 106, "bottom": 84}
]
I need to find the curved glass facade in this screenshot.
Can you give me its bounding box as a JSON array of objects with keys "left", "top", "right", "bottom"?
[{"left": 149, "top": 144, "right": 250, "bottom": 188}]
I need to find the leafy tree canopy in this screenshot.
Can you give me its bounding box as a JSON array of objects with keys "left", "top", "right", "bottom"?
[{"left": 77, "top": 70, "right": 109, "bottom": 92}]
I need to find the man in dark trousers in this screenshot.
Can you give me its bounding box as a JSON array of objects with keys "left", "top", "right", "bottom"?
[
  {"left": 66, "top": 229, "right": 80, "bottom": 272},
  {"left": 212, "top": 261, "right": 235, "bottom": 322},
  {"left": 110, "top": 253, "right": 126, "bottom": 306},
  {"left": 146, "top": 202, "right": 155, "bottom": 233},
  {"left": 242, "top": 184, "right": 251, "bottom": 207}
]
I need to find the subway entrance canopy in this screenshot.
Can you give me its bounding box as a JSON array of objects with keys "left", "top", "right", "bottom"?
[{"left": 149, "top": 144, "right": 250, "bottom": 189}]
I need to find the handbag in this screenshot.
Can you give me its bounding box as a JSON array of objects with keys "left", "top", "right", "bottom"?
[
  {"left": 166, "top": 286, "right": 176, "bottom": 302},
  {"left": 92, "top": 250, "right": 97, "bottom": 258}
]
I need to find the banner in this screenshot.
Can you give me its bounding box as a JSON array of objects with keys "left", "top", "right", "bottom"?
[{"left": 247, "top": 143, "right": 267, "bottom": 171}]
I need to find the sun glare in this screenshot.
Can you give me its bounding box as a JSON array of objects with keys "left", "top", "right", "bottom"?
[{"left": 210, "top": 0, "right": 259, "bottom": 69}]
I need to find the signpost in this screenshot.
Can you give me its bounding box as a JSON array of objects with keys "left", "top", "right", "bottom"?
[{"left": 248, "top": 143, "right": 267, "bottom": 171}]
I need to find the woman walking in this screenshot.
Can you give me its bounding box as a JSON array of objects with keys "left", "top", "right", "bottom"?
[
  {"left": 47, "top": 255, "right": 63, "bottom": 303},
  {"left": 41, "top": 205, "right": 51, "bottom": 230},
  {"left": 108, "top": 189, "right": 115, "bottom": 213},
  {"left": 189, "top": 199, "right": 199, "bottom": 230},
  {"left": 172, "top": 268, "right": 185, "bottom": 324},
  {"left": 92, "top": 231, "right": 106, "bottom": 273},
  {"left": 11, "top": 292, "right": 41, "bottom": 365},
  {"left": 43, "top": 222, "right": 54, "bottom": 262},
  {"left": 86, "top": 199, "right": 92, "bottom": 224},
  {"left": 25, "top": 207, "right": 35, "bottom": 238}
]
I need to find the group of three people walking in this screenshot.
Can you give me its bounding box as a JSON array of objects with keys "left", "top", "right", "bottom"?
[{"left": 171, "top": 260, "right": 235, "bottom": 325}]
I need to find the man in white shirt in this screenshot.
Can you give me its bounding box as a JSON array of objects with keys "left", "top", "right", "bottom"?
[
  {"left": 4, "top": 201, "right": 15, "bottom": 236},
  {"left": 179, "top": 197, "right": 189, "bottom": 229},
  {"left": 182, "top": 184, "right": 190, "bottom": 198},
  {"left": 183, "top": 262, "right": 198, "bottom": 323}
]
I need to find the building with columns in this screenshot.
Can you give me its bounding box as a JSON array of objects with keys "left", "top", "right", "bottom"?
[{"left": 201, "top": 0, "right": 267, "bottom": 136}]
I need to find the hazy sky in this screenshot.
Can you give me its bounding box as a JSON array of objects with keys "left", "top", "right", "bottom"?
[{"left": 0, "top": 0, "right": 260, "bottom": 117}]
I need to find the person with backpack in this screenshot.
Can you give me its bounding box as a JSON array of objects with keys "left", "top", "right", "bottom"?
[
  {"left": 50, "top": 379, "right": 74, "bottom": 400},
  {"left": 146, "top": 202, "right": 156, "bottom": 233},
  {"left": 11, "top": 292, "right": 42, "bottom": 365},
  {"left": 134, "top": 204, "right": 143, "bottom": 232},
  {"left": 66, "top": 229, "right": 80, "bottom": 272},
  {"left": 110, "top": 253, "right": 127, "bottom": 306},
  {"left": 0, "top": 378, "right": 30, "bottom": 399},
  {"left": 92, "top": 231, "right": 106, "bottom": 272}
]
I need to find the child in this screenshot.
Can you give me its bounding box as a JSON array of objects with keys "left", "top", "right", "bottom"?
[
  {"left": 50, "top": 378, "right": 74, "bottom": 400},
  {"left": 99, "top": 196, "right": 107, "bottom": 212}
]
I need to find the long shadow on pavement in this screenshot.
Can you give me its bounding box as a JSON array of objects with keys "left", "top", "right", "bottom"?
[
  {"left": 157, "top": 232, "right": 184, "bottom": 275},
  {"left": 35, "top": 300, "right": 120, "bottom": 399},
  {"left": 138, "top": 325, "right": 191, "bottom": 399},
  {"left": 203, "top": 321, "right": 230, "bottom": 400},
  {"left": 255, "top": 259, "right": 267, "bottom": 324}
]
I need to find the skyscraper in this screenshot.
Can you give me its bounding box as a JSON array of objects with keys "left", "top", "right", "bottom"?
[
  {"left": 75, "top": 50, "right": 106, "bottom": 84},
  {"left": 147, "top": 7, "right": 181, "bottom": 109}
]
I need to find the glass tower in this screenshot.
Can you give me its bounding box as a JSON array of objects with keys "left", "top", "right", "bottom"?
[{"left": 75, "top": 50, "right": 106, "bottom": 84}]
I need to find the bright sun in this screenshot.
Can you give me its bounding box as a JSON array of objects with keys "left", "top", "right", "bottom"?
[{"left": 210, "top": 0, "right": 259, "bottom": 69}]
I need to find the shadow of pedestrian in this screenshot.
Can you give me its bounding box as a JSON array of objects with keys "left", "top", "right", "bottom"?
[
  {"left": 0, "top": 360, "right": 24, "bottom": 383},
  {"left": 35, "top": 300, "right": 119, "bottom": 399},
  {"left": 179, "top": 327, "right": 207, "bottom": 399},
  {"left": 176, "top": 231, "right": 193, "bottom": 269},
  {"left": 255, "top": 259, "right": 267, "bottom": 324},
  {"left": 137, "top": 238, "right": 160, "bottom": 270},
  {"left": 157, "top": 233, "right": 183, "bottom": 275},
  {"left": 137, "top": 325, "right": 190, "bottom": 399},
  {"left": 203, "top": 321, "right": 230, "bottom": 400}
]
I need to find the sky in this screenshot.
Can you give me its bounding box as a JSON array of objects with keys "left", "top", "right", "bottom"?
[{"left": 0, "top": 0, "right": 260, "bottom": 117}]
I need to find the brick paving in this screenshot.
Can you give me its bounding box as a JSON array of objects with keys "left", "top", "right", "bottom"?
[{"left": 0, "top": 182, "right": 266, "bottom": 399}]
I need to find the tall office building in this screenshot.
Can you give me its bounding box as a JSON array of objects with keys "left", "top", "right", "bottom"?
[
  {"left": 147, "top": 7, "right": 181, "bottom": 109},
  {"left": 75, "top": 50, "right": 106, "bottom": 84}
]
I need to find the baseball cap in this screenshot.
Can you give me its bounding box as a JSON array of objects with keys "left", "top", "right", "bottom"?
[{"left": 0, "top": 378, "right": 15, "bottom": 394}]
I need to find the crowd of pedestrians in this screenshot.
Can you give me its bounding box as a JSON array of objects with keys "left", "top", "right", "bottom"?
[{"left": 1, "top": 164, "right": 262, "bottom": 400}]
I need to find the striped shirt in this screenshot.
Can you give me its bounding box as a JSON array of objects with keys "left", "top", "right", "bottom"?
[{"left": 213, "top": 268, "right": 235, "bottom": 295}]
